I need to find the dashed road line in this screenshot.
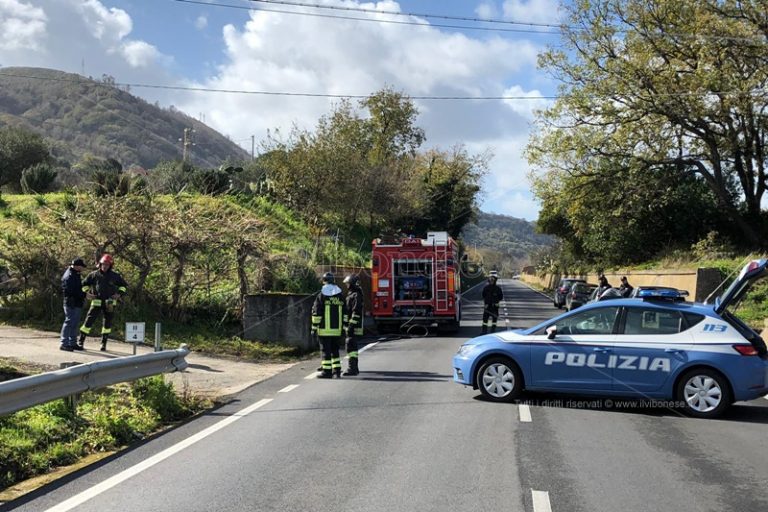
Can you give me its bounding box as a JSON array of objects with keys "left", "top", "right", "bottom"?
[
  {"left": 278, "top": 384, "right": 299, "bottom": 393},
  {"left": 43, "top": 398, "right": 274, "bottom": 512},
  {"left": 519, "top": 404, "right": 532, "bottom": 422},
  {"left": 531, "top": 490, "right": 553, "bottom": 512},
  {"left": 304, "top": 372, "right": 318, "bottom": 380}
]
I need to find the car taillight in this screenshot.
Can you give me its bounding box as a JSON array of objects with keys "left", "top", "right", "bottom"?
[{"left": 733, "top": 344, "right": 759, "bottom": 356}]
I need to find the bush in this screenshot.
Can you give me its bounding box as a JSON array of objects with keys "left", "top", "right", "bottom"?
[
  {"left": 20, "top": 163, "right": 58, "bottom": 194},
  {"left": 131, "top": 376, "right": 189, "bottom": 422}
]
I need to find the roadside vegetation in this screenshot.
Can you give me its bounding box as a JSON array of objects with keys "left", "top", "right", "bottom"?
[{"left": 0, "top": 367, "right": 208, "bottom": 491}]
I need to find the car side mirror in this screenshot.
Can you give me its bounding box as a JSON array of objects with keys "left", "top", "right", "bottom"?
[{"left": 546, "top": 326, "right": 557, "bottom": 340}]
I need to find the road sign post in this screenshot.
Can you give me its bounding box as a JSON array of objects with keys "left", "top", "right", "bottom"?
[{"left": 125, "top": 322, "right": 146, "bottom": 355}]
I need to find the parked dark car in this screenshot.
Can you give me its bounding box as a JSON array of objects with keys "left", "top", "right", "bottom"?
[
  {"left": 554, "top": 278, "right": 586, "bottom": 308},
  {"left": 565, "top": 282, "right": 597, "bottom": 311}
]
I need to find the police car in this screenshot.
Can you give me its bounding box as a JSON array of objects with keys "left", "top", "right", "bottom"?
[{"left": 453, "top": 260, "right": 768, "bottom": 418}]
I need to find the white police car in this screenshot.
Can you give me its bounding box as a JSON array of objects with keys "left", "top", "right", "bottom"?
[{"left": 453, "top": 260, "right": 768, "bottom": 418}]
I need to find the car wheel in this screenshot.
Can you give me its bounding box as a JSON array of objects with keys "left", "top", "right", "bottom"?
[
  {"left": 676, "top": 368, "right": 732, "bottom": 419},
  {"left": 476, "top": 357, "right": 523, "bottom": 402}
]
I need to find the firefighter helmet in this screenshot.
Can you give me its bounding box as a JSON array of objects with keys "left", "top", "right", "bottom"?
[
  {"left": 322, "top": 272, "right": 335, "bottom": 284},
  {"left": 343, "top": 274, "right": 359, "bottom": 286},
  {"left": 99, "top": 254, "right": 114, "bottom": 266}
]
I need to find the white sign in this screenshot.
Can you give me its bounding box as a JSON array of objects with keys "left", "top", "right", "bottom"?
[{"left": 125, "top": 322, "right": 145, "bottom": 343}]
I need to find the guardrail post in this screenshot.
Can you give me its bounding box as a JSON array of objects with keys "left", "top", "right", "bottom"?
[
  {"left": 154, "top": 322, "right": 162, "bottom": 352},
  {"left": 59, "top": 362, "right": 81, "bottom": 414}
]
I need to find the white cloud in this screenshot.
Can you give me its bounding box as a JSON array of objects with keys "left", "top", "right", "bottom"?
[
  {"left": 75, "top": 0, "right": 132, "bottom": 44},
  {"left": 195, "top": 15, "right": 208, "bottom": 30},
  {"left": 475, "top": 1, "right": 499, "bottom": 20},
  {"left": 121, "top": 40, "right": 163, "bottom": 68},
  {"left": 502, "top": 85, "right": 552, "bottom": 121},
  {"left": 0, "top": 0, "right": 47, "bottom": 51},
  {"left": 0, "top": 1, "right": 172, "bottom": 83},
  {"left": 502, "top": 0, "right": 561, "bottom": 24}
]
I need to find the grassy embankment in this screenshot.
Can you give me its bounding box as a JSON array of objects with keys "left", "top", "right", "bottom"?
[{"left": 0, "top": 193, "right": 366, "bottom": 361}]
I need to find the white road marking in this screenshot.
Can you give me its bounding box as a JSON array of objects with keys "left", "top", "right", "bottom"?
[
  {"left": 519, "top": 404, "right": 532, "bottom": 422},
  {"left": 43, "top": 398, "right": 274, "bottom": 512},
  {"left": 278, "top": 384, "right": 299, "bottom": 393},
  {"left": 358, "top": 341, "right": 379, "bottom": 354},
  {"left": 764, "top": 395, "right": 768, "bottom": 401},
  {"left": 532, "top": 490, "right": 553, "bottom": 512},
  {"left": 304, "top": 372, "right": 318, "bottom": 380}
]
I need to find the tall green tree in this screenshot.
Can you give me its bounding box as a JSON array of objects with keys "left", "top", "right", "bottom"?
[
  {"left": 528, "top": 0, "right": 768, "bottom": 247},
  {"left": 0, "top": 127, "right": 51, "bottom": 194}
]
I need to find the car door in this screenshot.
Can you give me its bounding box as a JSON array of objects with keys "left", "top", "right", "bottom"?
[
  {"left": 612, "top": 305, "right": 694, "bottom": 393},
  {"left": 529, "top": 306, "right": 620, "bottom": 391}
]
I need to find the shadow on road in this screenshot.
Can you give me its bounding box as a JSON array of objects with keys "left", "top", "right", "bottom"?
[
  {"left": 357, "top": 370, "right": 453, "bottom": 382},
  {"left": 471, "top": 391, "right": 768, "bottom": 423}
]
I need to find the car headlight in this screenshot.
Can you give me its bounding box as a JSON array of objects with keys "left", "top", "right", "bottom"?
[{"left": 457, "top": 344, "right": 474, "bottom": 356}]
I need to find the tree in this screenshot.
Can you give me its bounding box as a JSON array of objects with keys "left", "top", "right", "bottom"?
[
  {"left": 0, "top": 127, "right": 51, "bottom": 195},
  {"left": 404, "top": 146, "right": 489, "bottom": 238},
  {"left": 528, "top": 0, "right": 768, "bottom": 247}
]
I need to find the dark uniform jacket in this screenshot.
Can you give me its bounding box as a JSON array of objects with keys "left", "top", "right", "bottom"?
[
  {"left": 82, "top": 268, "right": 128, "bottom": 302},
  {"left": 482, "top": 283, "right": 503, "bottom": 306},
  {"left": 345, "top": 284, "right": 364, "bottom": 336},
  {"left": 62, "top": 267, "right": 86, "bottom": 308},
  {"left": 312, "top": 284, "right": 348, "bottom": 337}
]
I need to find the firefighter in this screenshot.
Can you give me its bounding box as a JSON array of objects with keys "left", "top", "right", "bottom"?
[
  {"left": 481, "top": 274, "right": 503, "bottom": 334},
  {"left": 78, "top": 254, "right": 128, "bottom": 351},
  {"left": 342, "top": 274, "right": 364, "bottom": 376},
  {"left": 312, "top": 272, "right": 348, "bottom": 379}
]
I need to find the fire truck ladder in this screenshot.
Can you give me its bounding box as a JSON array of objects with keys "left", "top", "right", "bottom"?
[{"left": 434, "top": 240, "right": 448, "bottom": 312}]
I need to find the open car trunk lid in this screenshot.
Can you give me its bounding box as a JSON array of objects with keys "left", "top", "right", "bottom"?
[{"left": 714, "top": 259, "right": 768, "bottom": 315}]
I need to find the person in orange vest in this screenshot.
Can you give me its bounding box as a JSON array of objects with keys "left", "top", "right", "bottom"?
[
  {"left": 312, "top": 272, "right": 348, "bottom": 378},
  {"left": 78, "top": 254, "right": 128, "bottom": 351}
]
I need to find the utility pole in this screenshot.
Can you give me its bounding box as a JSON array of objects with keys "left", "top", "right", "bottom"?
[
  {"left": 180, "top": 128, "right": 195, "bottom": 163},
  {"left": 251, "top": 135, "right": 255, "bottom": 161}
]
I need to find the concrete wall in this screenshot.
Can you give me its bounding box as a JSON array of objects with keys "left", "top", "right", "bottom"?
[
  {"left": 521, "top": 268, "right": 723, "bottom": 302},
  {"left": 242, "top": 293, "right": 314, "bottom": 351}
]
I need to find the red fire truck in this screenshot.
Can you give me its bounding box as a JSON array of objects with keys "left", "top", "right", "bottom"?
[{"left": 371, "top": 231, "right": 461, "bottom": 333}]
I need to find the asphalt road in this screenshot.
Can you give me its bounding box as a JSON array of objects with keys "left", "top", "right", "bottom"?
[{"left": 5, "top": 279, "right": 768, "bottom": 512}]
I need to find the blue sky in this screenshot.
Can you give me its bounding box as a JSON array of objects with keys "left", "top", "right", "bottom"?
[{"left": 0, "top": 0, "right": 565, "bottom": 220}]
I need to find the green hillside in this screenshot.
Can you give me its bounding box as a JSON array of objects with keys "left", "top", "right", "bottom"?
[
  {"left": 0, "top": 67, "right": 248, "bottom": 169},
  {"left": 463, "top": 211, "right": 554, "bottom": 259}
]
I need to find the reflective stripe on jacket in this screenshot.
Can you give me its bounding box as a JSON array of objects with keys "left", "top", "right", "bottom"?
[
  {"left": 312, "top": 284, "right": 348, "bottom": 337},
  {"left": 82, "top": 268, "right": 128, "bottom": 301}
]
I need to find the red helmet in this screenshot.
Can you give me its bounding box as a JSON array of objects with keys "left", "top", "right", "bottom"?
[{"left": 99, "top": 254, "right": 114, "bottom": 266}]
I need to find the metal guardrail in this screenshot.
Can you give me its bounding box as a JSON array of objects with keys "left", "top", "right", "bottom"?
[{"left": 0, "top": 345, "right": 190, "bottom": 416}]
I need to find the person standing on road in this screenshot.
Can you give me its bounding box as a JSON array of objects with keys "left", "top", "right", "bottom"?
[
  {"left": 343, "top": 274, "right": 364, "bottom": 376},
  {"left": 312, "top": 272, "right": 348, "bottom": 379},
  {"left": 481, "top": 275, "right": 503, "bottom": 334},
  {"left": 59, "top": 258, "right": 87, "bottom": 352},
  {"left": 78, "top": 254, "right": 128, "bottom": 352},
  {"left": 619, "top": 276, "right": 634, "bottom": 297}
]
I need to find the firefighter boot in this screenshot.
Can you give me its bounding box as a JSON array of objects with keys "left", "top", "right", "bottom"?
[
  {"left": 490, "top": 324, "right": 497, "bottom": 334},
  {"left": 334, "top": 369, "right": 342, "bottom": 379},
  {"left": 100, "top": 334, "right": 108, "bottom": 352},
  {"left": 318, "top": 370, "right": 333, "bottom": 379},
  {"left": 481, "top": 325, "right": 488, "bottom": 335},
  {"left": 75, "top": 333, "right": 86, "bottom": 350},
  {"left": 343, "top": 358, "right": 359, "bottom": 376}
]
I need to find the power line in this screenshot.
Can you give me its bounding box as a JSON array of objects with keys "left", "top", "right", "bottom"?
[
  {"left": 171, "top": 0, "right": 560, "bottom": 35},
  {"left": 248, "top": 0, "right": 563, "bottom": 29},
  {"left": 0, "top": 70, "right": 557, "bottom": 100},
  {"left": 174, "top": 0, "right": 768, "bottom": 45},
  {"left": 1, "top": 70, "right": 765, "bottom": 103}
]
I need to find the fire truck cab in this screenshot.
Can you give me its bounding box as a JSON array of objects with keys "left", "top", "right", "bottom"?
[{"left": 371, "top": 231, "right": 461, "bottom": 333}]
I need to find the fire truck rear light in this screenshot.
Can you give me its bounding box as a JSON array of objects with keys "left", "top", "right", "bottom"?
[
  {"left": 733, "top": 344, "right": 759, "bottom": 356},
  {"left": 374, "top": 299, "right": 379, "bottom": 309}
]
